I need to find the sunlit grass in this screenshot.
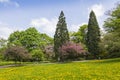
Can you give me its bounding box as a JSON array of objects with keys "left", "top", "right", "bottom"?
[{"left": 0, "top": 58, "right": 120, "bottom": 80}]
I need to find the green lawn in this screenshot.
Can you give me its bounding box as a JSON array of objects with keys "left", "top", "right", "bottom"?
[
  {"left": 0, "top": 58, "right": 120, "bottom": 80},
  {"left": 0, "top": 61, "right": 15, "bottom": 66}
]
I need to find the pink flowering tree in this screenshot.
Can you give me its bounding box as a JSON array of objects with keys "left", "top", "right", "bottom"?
[{"left": 59, "top": 42, "right": 86, "bottom": 61}]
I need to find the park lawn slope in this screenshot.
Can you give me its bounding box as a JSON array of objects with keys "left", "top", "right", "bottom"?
[{"left": 0, "top": 58, "right": 120, "bottom": 80}]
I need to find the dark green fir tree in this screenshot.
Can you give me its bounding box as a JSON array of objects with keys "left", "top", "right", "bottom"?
[
  {"left": 54, "top": 11, "right": 69, "bottom": 61},
  {"left": 86, "top": 10, "right": 100, "bottom": 59}
]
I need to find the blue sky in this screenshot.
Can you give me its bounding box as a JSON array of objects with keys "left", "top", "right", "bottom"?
[{"left": 0, "top": 0, "right": 118, "bottom": 39}]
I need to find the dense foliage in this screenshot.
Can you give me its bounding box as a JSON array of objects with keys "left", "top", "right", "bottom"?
[
  {"left": 4, "top": 46, "right": 30, "bottom": 63},
  {"left": 0, "top": 38, "right": 7, "bottom": 60},
  {"left": 86, "top": 11, "right": 100, "bottom": 58},
  {"left": 8, "top": 27, "right": 53, "bottom": 52},
  {"left": 0, "top": 38, "right": 7, "bottom": 48},
  {"left": 54, "top": 11, "right": 69, "bottom": 61},
  {"left": 103, "top": 3, "right": 120, "bottom": 58},
  {"left": 71, "top": 24, "right": 87, "bottom": 44},
  {"left": 7, "top": 27, "right": 53, "bottom": 61},
  {"left": 31, "top": 49, "right": 44, "bottom": 61},
  {"left": 59, "top": 42, "right": 86, "bottom": 61},
  {"left": 44, "top": 45, "right": 55, "bottom": 60}
]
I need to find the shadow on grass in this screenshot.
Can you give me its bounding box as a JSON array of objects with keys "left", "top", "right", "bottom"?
[
  {"left": 0, "top": 63, "right": 27, "bottom": 68},
  {"left": 90, "top": 58, "right": 120, "bottom": 64},
  {"left": 11, "top": 64, "right": 26, "bottom": 67},
  {"left": 101, "top": 58, "right": 120, "bottom": 63}
]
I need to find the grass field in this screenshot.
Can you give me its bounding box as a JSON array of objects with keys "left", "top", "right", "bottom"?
[
  {"left": 0, "top": 61, "right": 15, "bottom": 66},
  {"left": 0, "top": 58, "right": 120, "bottom": 80}
]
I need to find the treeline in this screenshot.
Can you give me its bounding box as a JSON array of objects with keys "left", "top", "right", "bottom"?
[
  {"left": 0, "top": 28, "right": 54, "bottom": 62},
  {"left": 0, "top": 3, "right": 120, "bottom": 62}
]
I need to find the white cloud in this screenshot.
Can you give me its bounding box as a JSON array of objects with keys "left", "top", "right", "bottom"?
[
  {"left": 69, "top": 24, "right": 81, "bottom": 32},
  {"left": 88, "top": 4, "right": 105, "bottom": 29},
  {"left": 30, "top": 17, "right": 58, "bottom": 37},
  {"left": 30, "top": 18, "right": 88, "bottom": 36},
  {"left": 0, "top": 0, "right": 9, "bottom": 3},
  {"left": 88, "top": 4, "right": 105, "bottom": 18},
  {"left": 0, "top": 0, "right": 19, "bottom": 7},
  {"left": 0, "top": 21, "right": 24, "bottom": 39},
  {"left": 0, "top": 22, "right": 13, "bottom": 39},
  {"left": 69, "top": 23, "right": 87, "bottom": 32}
]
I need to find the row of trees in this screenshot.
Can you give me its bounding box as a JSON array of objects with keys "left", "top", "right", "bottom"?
[
  {"left": 102, "top": 3, "right": 120, "bottom": 58},
  {"left": 54, "top": 10, "right": 100, "bottom": 61},
  {"left": 0, "top": 27, "right": 53, "bottom": 62},
  {"left": 70, "top": 3, "right": 120, "bottom": 59},
  {"left": 54, "top": 3, "right": 120, "bottom": 61},
  {"left": 0, "top": 2, "right": 120, "bottom": 62}
]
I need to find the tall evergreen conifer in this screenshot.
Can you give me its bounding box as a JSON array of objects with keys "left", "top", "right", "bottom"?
[
  {"left": 86, "top": 10, "right": 100, "bottom": 58},
  {"left": 54, "top": 11, "right": 69, "bottom": 61}
]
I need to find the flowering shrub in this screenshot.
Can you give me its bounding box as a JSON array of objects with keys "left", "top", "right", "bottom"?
[
  {"left": 4, "top": 46, "right": 30, "bottom": 63},
  {"left": 59, "top": 42, "right": 86, "bottom": 61}
]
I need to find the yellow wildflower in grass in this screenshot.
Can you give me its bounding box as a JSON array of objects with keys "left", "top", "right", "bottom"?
[{"left": 0, "top": 58, "right": 120, "bottom": 80}]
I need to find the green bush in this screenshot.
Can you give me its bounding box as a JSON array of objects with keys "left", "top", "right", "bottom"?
[
  {"left": 0, "top": 53, "right": 4, "bottom": 60},
  {"left": 31, "top": 49, "right": 44, "bottom": 61},
  {"left": 100, "top": 33, "right": 120, "bottom": 58}
]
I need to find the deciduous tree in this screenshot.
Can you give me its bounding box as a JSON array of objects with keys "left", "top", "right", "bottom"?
[
  {"left": 71, "top": 24, "right": 87, "bottom": 44},
  {"left": 4, "top": 46, "right": 30, "bottom": 63},
  {"left": 103, "top": 3, "right": 120, "bottom": 58},
  {"left": 8, "top": 27, "right": 53, "bottom": 52},
  {"left": 59, "top": 42, "right": 86, "bottom": 61}
]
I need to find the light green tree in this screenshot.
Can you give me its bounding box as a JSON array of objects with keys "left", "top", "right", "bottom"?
[
  {"left": 8, "top": 27, "right": 53, "bottom": 52},
  {"left": 71, "top": 24, "right": 87, "bottom": 44},
  {"left": 104, "top": 3, "right": 120, "bottom": 58}
]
